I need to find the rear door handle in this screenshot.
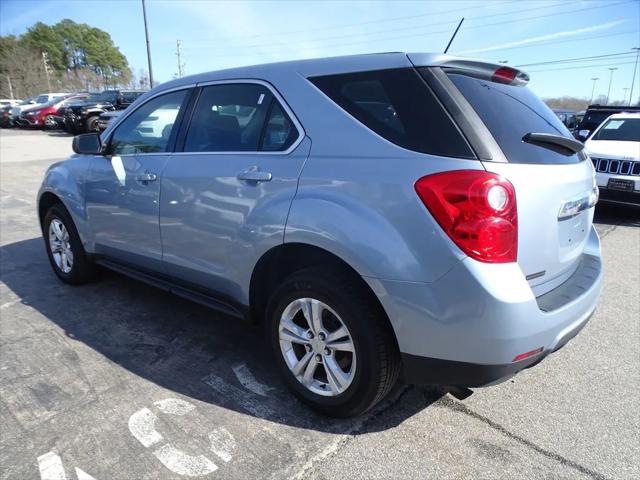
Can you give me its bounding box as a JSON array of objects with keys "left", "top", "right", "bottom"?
[
  {"left": 237, "top": 166, "right": 272, "bottom": 183},
  {"left": 136, "top": 171, "right": 158, "bottom": 183}
]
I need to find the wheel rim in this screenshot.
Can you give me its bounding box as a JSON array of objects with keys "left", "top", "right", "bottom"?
[
  {"left": 279, "top": 298, "right": 356, "bottom": 397},
  {"left": 48, "top": 219, "right": 73, "bottom": 274},
  {"left": 44, "top": 115, "right": 56, "bottom": 127}
]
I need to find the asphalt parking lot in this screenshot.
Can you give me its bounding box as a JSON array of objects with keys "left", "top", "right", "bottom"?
[{"left": 0, "top": 128, "right": 638, "bottom": 480}]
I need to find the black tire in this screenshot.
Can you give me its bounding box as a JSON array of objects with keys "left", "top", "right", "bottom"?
[
  {"left": 86, "top": 115, "right": 99, "bottom": 132},
  {"left": 43, "top": 203, "right": 96, "bottom": 285},
  {"left": 266, "top": 267, "right": 400, "bottom": 417},
  {"left": 43, "top": 114, "right": 57, "bottom": 130}
]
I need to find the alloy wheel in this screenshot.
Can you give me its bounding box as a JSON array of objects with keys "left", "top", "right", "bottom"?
[{"left": 278, "top": 297, "right": 356, "bottom": 396}]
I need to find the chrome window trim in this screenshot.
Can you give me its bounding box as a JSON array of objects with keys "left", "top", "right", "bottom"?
[{"left": 176, "top": 78, "right": 305, "bottom": 156}]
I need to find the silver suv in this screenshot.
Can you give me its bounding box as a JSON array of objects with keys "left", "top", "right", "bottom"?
[{"left": 38, "top": 53, "right": 603, "bottom": 417}]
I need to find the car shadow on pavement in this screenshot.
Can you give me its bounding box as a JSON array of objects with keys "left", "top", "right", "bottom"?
[
  {"left": 0, "top": 237, "right": 444, "bottom": 435},
  {"left": 593, "top": 204, "right": 639, "bottom": 228},
  {"left": 45, "top": 131, "right": 73, "bottom": 138}
]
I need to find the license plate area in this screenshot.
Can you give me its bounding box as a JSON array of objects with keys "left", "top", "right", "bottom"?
[
  {"left": 558, "top": 210, "right": 589, "bottom": 253},
  {"left": 607, "top": 178, "right": 634, "bottom": 192}
]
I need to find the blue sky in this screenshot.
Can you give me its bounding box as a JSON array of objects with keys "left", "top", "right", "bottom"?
[{"left": 1, "top": 0, "right": 638, "bottom": 102}]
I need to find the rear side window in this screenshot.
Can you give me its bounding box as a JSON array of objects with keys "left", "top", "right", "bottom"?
[
  {"left": 310, "top": 68, "right": 475, "bottom": 158},
  {"left": 184, "top": 83, "right": 299, "bottom": 153},
  {"left": 446, "top": 73, "right": 581, "bottom": 164}
]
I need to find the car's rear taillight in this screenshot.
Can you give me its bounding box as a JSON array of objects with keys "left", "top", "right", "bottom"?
[{"left": 415, "top": 170, "right": 517, "bottom": 263}]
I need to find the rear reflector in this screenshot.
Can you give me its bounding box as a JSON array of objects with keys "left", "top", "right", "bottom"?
[{"left": 512, "top": 347, "right": 543, "bottom": 363}]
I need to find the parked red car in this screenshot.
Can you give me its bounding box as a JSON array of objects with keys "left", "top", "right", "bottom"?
[{"left": 17, "top": 94, "right": 90, "bottom": 129}]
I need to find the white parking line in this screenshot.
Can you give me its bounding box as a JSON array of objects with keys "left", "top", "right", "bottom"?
[
  {"left": 154, "top": 398, "right": 196, "bottom": 416},
  {"left": 37, "top": 452, "right": 67, "bottom": 480},
  {"left": 231, "top": 363, "right": 273, "bottom": 397},
  {"left": 128, "top": 408, "right": 163, "bottom": 448},
  {"left": 208, "top": 427, "right": 236, "bottom": 463},
  {"left": 202, "top": 374, "right": 277, "bottom": 420},
  {"left": 74, "top": 468, "right": 97, "bottom": 480},
  {"left": 152, "top": 443, "right": 218, "bottom": 477}
]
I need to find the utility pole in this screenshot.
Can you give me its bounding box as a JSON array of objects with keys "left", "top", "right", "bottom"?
[
  {"left": 176, "top": 40, "right": 185, "bottom": 78},
  {"left": 6, "top": 75, "right": 13, "bottom": 99},
  {"left": 42, "top": 52, "right": 52, "bottom": 91},
  {"left": 623, "top": 87, "right": 630, "bottom": 105},
  {"left": 141, "top": 0, "right": 154, "bottom": 87},
  {"left": 606, "top": 67, "right": 618, "bottom": 105},
  {"left": 589, "top": 77, "right": 599, "bottom": 104},
  {"left": 629, "top": 47, "right": 640, "bottom": 106}
]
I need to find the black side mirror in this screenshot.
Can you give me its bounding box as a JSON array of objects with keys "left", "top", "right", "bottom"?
[{"left": 73, "top": 133, "right": 103, "bottom": 155}]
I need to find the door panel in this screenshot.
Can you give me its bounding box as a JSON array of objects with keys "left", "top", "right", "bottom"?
[
  {"left": 159, "top": 81, "right": 308, "bottom": 303},
  {"left": 86, "top": 154, "right": 169, "bottom": 271},
  {"left": 160, "top": 137, "right": 310, "bottom": 302},
  {"left": 85, "top": 88, "right": 189, "bottom": 270}
]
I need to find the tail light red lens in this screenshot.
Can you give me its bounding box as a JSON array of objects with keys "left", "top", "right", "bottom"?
[{"left": 415, "top": 170, "right": 517, "bottom": 263}]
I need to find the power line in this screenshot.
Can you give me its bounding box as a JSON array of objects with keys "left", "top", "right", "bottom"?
[
  {"left": 186, "top": 0, "right": 516, "bottom": 42},
  {"left": 516, "top": 51, "right": 639, "bottom": 68},
  {"left": 188, "top": 0, "right": 632, "bottom": 57},
  {"left": 527, "top": 61, "right": 636, "bottom": 73},
  {"left": 183, "top": 0, "right": 581, "bottom": 48},
  {"left": 483, "top": 30, "right": 637, "bottom": 56}
]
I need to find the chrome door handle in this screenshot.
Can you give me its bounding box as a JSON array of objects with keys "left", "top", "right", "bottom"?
[
  {"left": 136, "top": 171, "right": 158, "bottom": 183},
  {"left": 237, "top": 166, "right": 272, "bottom": 183}
]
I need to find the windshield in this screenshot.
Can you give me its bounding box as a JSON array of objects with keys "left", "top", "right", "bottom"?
[
  {"left": 445, "top": 72, "right": 580, "bottom": 164},
  {"left": 592, "top": 118, "right": 640, "bottom": 142},
  {"left": 19, "top": 97, "right": 34, "bottom": 105}
]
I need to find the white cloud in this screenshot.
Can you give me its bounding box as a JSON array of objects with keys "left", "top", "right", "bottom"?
[{"left": 459, "top": 20, "right": 626, "bottom": 54}]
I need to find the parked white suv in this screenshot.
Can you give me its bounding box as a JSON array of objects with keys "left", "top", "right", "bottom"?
[{"left": 585, "top": 112, "right": 640, "bottom": 207}]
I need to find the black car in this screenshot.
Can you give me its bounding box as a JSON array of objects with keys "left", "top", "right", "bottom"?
[
  {"left": 575, "top": 104, "right": 640, "bottom": 141},
  {"left": 58, "top": 89, "right": 146, "bottom": 133}
]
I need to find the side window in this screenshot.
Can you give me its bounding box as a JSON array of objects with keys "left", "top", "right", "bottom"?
[
  {"left": 110, "top": 89, "right": 188, "bottom": 155},
  {"left": 310, "top": 69, "right": 475, "bottom": 158},
  {"left": 261, "top": 101, "right": 298, "bottom": 151},
  {"left": 184, "top": 83, "right": 298, "bottom": 152}
]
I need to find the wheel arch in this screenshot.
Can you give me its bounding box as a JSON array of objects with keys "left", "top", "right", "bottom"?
[{"left": 249, "top": 242, "right": 399, "bottom": 352}]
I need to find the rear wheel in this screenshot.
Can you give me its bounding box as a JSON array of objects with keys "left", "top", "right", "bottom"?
[
  {"left": 43, "top": 204, "right": 95, "bottom": 285},
  {"left": 267, "top": 267, "right": 400, "bottom": 417},
  {"left": 86, "top": 115, "right": 99, "bottom": 132}
]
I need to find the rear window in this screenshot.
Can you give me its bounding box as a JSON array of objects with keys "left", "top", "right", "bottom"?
[
  {"left": 446, "top": 73, "right": 581, "bottom": 164},
  {"left": 592, "top": 117, "right": 640, "bottom": 142},
  {"left": 310, "top": 68, "right": 475, "bottom": 158}
]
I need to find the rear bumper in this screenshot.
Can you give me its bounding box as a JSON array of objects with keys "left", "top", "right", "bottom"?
[
  {"left": 402, "top": 308, "right": 591, "bottom": 386},
  {"left": 367, "top": 225, "right": 602, "bottom": 387}
]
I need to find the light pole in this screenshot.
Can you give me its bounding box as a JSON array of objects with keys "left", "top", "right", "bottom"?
[
  {"left": 629, "top": 47, "right": 640, "bottom": 106},
  {"left": 590, "top": 77, "right": 599, "bottom": 104},
  {"left": 142, "top": 0, "right": 154, "bottom": 87},
  {"left": 623, "top": 87, "right": 630, "bottom": 104},
  {"left": 606, "top": 67, "right": 618, "bottom": 105}
]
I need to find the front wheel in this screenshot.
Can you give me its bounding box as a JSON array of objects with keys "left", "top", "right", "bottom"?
[
  {"left": 43, "top": 114, "right": 57, "bottom": 130},
  {"left": 43, "top": 204, "right": 96, "bottom": 284},
  {"left": 267, "top": 267, "right": 400, "bottom": 417}
]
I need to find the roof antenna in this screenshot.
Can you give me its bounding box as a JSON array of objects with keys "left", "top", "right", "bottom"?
[{"left": 444, "top": 17, "right": 464, "bottom": 54}]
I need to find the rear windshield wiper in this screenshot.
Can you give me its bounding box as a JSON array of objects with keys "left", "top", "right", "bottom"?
[{"left": 522, "top": 132, "right": 584, "bottom": 154}]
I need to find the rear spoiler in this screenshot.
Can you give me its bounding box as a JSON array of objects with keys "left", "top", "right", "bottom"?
[{"left": 407, "top": 54, "right": 530, "bottom": 86}]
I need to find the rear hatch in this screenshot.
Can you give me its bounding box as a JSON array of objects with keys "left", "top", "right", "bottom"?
[{"left": 417, "top": 60, "right": 597, "bottom": 294}]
